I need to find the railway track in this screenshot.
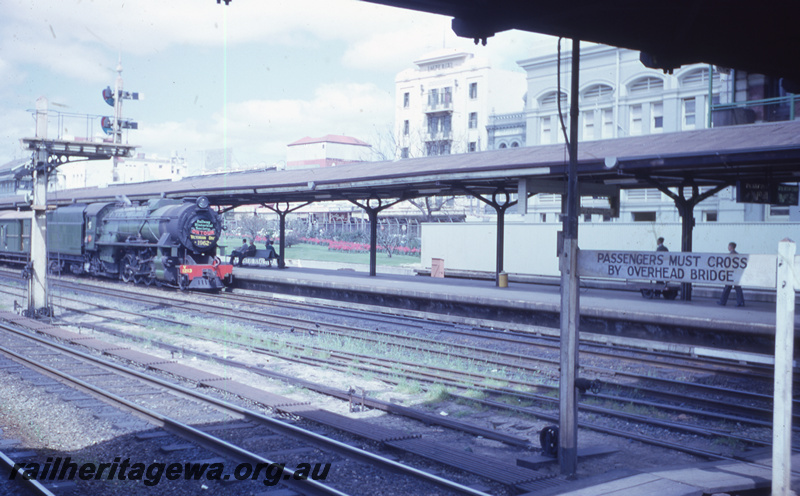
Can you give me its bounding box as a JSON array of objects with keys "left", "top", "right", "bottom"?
[
  {"left": 0, "top": 448, "right": 57, "bottom": 496},
  {"left": 0, "top": 272, "right": 795, "bottom": 484},
  {"left": 0, "top": 319, "right": 504, "bottom": 495},
  {"left": 39, "top": 278, "right": 791, "bottom": 412}
]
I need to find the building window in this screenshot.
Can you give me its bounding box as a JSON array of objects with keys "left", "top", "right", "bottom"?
[
  {"left": 427, "top": 114, "right": 450, "bottom": 136},
  {"left": 469, "top": 82, "right": 478, "bottom": 99},
  {"left": 426, "top": 142, "right": 451, "bottom": 156},
  {"left": 683, "top": 97, "right": 697, "bottom": 129},
  {"left": 403, "top": 120, "right": 409, "bottom": 135},
  {"left": 499, "top": 143, "right": 507, "bottom": 149},
  {"left": 540, "top": 116, "right": 552, "bottom": 143},
  {"left": 469, "top": 142, "right": 477, "bottom": 152},
  {"left": 703, "top": 211, "right": 718, "bottom": 222},
  {"left": 769, "top": 205, "right": 790, "bottom": 219},
  {"left": 442, "top": 114, "right": 451, "bottom": 134},
  {"left": 651, "top": 102, "right": 664, "bottom": 132},
  {"left": 511, "top": 141, "right": 519, "bottom": 147},
  {"left": 680, "top": 68, "right": 718, "bottom": 87},
  {"left": 401, "top": 147, "right": 409, "bottom": 159},
  {"left": 403, "top": 92, "right": 409, "bottom": 108},
  {"left": 626, "top": 188, "right": 661, "bottom": 202},
  {"left": 539, "top": 91, "right": 567, "bottom": 109},
  {"left": 469, "top": 112, "right": 478, "bottom": 129},
  {"left": 582, "top": 84, "right": 613, "bottom": 102},
  {"left": 582, "top": 110, "right": 595, "bottom": 140},
  {"left": 629, "top": 76, "right": 664, "bottom": 94},
  {"left": 601, "top": 109, "right": 614, "bottom": 138},
  {"left": 630, "top": 104, "right": 643, "bottom": 136},
  {"left": 632, "top": 211, "right": 656, "bottom": 222}
]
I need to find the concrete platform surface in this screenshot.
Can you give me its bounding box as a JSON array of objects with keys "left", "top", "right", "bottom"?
[
  {"left": 548, "top": 453, "right": 799, "bottom": 496},
  {"left": 233, "top": 260, "right": 799, "bottom": 339}
]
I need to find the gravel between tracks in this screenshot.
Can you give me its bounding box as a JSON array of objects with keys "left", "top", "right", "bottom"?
[{"left": 0, "top": 278, "right": 769, "bottom": 495}]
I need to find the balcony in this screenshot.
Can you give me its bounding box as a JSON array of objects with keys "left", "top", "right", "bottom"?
[{"left": 425, "top": 130, "right": 453, "bottom": 141}]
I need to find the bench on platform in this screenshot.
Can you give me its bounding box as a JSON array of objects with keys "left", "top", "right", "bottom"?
[{"left": 242, "top": 249, "right": 279, "bottom": 267}]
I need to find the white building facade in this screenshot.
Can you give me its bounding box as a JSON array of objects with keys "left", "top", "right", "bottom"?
[
  {"left": 52, "top": 152, "right": 188, "bottom": 191},
  {"left": 420, "top": 44, "right": 800, "bottom": 276},
  {"left": 286, "top": 135, "right": 372, "bottom": 170},
  {"left": 485, "top": 43, "right": 799, "bottom": 225},
  {"left": 519, "top": 44, "right": 728, "bottom": 146},
  {"left": 394, "top": 49, "right": 526, "bottom": 158}
]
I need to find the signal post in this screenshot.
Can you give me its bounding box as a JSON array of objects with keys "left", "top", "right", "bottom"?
[{"left": 20, "top": 72, "right": 138, "bottom": 316}]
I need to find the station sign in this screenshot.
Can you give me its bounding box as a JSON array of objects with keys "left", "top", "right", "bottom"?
[
  {"left": 577, "top": 250, "right": 778, "bottom": 288},
  {"left": 736, "top": 180, "right": 798, "bottom": 206}
]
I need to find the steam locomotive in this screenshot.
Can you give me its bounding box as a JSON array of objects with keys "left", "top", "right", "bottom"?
[{"left": 0, "top": 197, "right": 233, "bottom": 290}]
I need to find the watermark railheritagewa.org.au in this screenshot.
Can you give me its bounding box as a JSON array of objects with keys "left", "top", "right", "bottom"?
[{"left": 7, "top": 457, "right": 332, "bottom": 487}]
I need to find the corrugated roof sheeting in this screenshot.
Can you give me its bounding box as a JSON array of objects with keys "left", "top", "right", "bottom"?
[{"left": 0, "top": 120, "right": 798, "bottom": 209}]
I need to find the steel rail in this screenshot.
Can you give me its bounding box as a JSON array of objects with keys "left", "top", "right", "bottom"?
[
  {"left": 3, "top": 276, "right": 792, "bottom": 462},
  {"left": 24, "top": 273, "right": 787, "bottom": 392},
  {"left": 0, "top": 343, "right": 347, "bottom": 496},
  {"left": 44, "top": 278, "right": 791, "bottom": 410},
  {"left": 0, "top": 322, "right": 492, "bottom": 496},
  {"left": 21, "top": 279, "right": 795, "bottom": 433},
  {"left": 256, "top": 341, "right": 792, "bottom": 450},
  {"left": 0, "top": 449, "right": 57, "bottom": 496}
]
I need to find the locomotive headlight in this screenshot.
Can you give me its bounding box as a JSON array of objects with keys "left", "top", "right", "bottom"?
[{"left": 196, "top": 196, "right": 210, "bottom": 209}]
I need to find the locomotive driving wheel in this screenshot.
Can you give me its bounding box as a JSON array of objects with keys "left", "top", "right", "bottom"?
[{"left": 121, "top": 254, "right": 137, "bottom": 284}]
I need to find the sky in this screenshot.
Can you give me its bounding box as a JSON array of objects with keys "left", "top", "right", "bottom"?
[{"left": 0, "top": 0, "right": 558, "bottom": 172}]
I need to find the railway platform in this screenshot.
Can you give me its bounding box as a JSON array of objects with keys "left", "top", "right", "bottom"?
[
  {"left": 231, "top": 259, "right": 799, "bottom": 355},
  {"left": 527, "top": 449, "right": 799, "bottom": 495}
]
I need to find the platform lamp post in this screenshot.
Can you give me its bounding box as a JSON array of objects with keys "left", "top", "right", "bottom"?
[{"left": 558, "top": 38, "right": 581, "bottom": 477}]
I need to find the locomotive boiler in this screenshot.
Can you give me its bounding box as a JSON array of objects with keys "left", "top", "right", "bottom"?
[{"left": 46, "top": 196, "right": 233, "bottom": 290}]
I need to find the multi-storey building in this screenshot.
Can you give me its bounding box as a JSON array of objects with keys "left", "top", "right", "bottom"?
[
  {"left": 518, "top": 44, "right": 732, "bottom": 144},
  {"left": 484, "top": 43, "right": 799, "bottom": 224},
  {"left": 419, "top": 43, "right": 799, "bottom": 276},
  {"left": 394, "top": 48, "right": 526, "bottom": 158}
]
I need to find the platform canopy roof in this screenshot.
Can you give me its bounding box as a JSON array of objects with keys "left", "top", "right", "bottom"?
[
  {"left": 0, "top": 120, "right": 798, "bottom": 210},
  {"left": 361, "top": 0, "right": 800, "bottom": 91}
]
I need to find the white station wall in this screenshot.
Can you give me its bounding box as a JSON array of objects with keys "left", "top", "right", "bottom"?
[{"left": 422, "top": 221, "right": 800, "bottom": 276}]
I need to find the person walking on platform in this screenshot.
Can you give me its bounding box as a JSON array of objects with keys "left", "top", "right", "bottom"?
[
  {"left": 718, "top": 242, "right": 745, "bottom": 307},
  {"left": 656, "top": 237, "right": 668, "bottom": 252}
]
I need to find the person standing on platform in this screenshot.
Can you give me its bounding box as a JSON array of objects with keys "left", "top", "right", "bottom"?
[
  {"left": 718, "top": 242, "right": 745, "bottom": 307},
  {"left": 654, "top": 237, "right": 669, "bottom": 287}
]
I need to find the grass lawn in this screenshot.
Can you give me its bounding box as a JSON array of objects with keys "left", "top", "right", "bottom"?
[{"left": 219, "top": 240, "right": 420, "bottom": 267}]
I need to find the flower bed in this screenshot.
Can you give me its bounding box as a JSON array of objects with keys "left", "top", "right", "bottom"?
[{"left": 299, "top": 237, "right": 420, "bottom": 256}]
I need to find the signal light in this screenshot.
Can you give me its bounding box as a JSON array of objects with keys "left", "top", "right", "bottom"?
[
  {"left": 101, "top": 116, "right": 113, "bottom": 135},
  {"left": 102, "top": 86, "right": 115, "bottom": 106}
]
